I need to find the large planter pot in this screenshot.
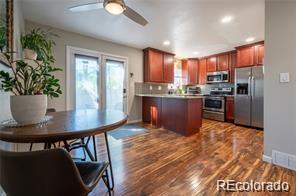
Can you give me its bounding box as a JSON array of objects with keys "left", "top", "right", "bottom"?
[
  {"left": 10, "top": 95, "right": 47, "bottom": 125},
  {"left": 23, "top": 48, "right": 37, "bottom": 60}
]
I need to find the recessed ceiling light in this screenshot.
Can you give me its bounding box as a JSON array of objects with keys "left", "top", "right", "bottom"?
[
  {"left": 193, "top": 51, "right": 199, "bottom": 55},
  {"left": 163, "top": 41, "right": 170, "bottom": 46},
  {"left": 245, "top": 37, "right": 255, "bottom": 42},
  {"left": 221, "top": 16, "right": 233, "bottom": 23}
]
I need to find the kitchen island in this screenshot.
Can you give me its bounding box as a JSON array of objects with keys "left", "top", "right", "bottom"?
[{"left": 137, "top": 94, "right": 203, "bottom": 136}]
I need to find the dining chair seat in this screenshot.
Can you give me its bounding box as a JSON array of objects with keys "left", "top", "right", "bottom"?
[
  {"left": 75, "top": 161, "right": 108, "bottom": 187},
  {"left": 0, "top": 148, "right": 111, "bottom": 196}
]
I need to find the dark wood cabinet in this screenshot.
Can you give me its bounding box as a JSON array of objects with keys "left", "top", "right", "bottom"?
[
  {"left": 161, "top": 98, "right": 202, "bottom": 136},
  {"left": 144, "top": 48, "right": 175, "bottom": 83},
  {"left": 142, "top": 97, "right": 162, "bottom": 128},
  {"left": 236, "top": 46, "right": 255, "bottom": 67},
  {"left": 217, "top": 54, "right": 229, "bottom": 71},
  {"left": 226, "top": 96, "right": 234, "bottom": 121},
  {"left": 163, "top": 53, "right": 174, "bottom": 83},
  {"left": 182, "top": 59, "right": 198, "bottom": 85},
  {"left": 229, "top": 51, "right": 236, "bottom": 83},
  {"left": 236, "top": 41, "right": 264, "bottom": 67},
  {"left": 255, "top": 44, "right": 264, "bottom": 65},
  {"left": 206, "top": 56, "right": 217, "bottom": 72},
  {"left": 198, "top": 59, "right": 207, "bottom": 85},
  {"left": 188, "top": 59, "right": 198, "bottom": 85}
]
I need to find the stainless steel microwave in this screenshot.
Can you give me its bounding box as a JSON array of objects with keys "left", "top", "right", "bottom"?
[{"left": 206, "top": 71, "right": 229, "bottom": 84}]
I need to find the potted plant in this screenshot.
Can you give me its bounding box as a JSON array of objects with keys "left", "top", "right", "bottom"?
[
  {"left": 21, "top": 28, "right": 57, "bottom": 63},
  {"left": 0, "top": 53, "right": 62, "bottom": 125},
  {"left": 0, "top": 28, "right": 62, "bottom": 125}
]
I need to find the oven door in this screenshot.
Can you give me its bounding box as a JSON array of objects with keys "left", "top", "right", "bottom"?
[
  {"left": 207, "top": 73, "right": 222, "bottom": 83},
  {"left": 203, "top": 97, "right": 225, "bottom": 112}
]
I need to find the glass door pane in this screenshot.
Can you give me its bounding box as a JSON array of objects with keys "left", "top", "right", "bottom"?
[
  {"left": 106, "top": 59, "right": 125, "bottom": 112},
  {"left": 75, "top": 54, "right": 100, "bottom": 110}
]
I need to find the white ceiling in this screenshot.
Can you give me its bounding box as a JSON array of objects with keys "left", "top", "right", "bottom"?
[{"left": 21, "top": 0, "right": 265, "bottom": 58}]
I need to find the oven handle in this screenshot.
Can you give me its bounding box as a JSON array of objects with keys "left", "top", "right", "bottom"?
[{"left": 204, "top": 97, "right": 225, "bottom": 100}]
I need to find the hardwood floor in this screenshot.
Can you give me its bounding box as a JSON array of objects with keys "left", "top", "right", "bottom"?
[{"left": 88, "top": 119, "right": 296, "bottom": 195}]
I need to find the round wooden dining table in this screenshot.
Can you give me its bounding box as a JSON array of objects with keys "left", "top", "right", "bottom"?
[{"left": 0, "top": 109, "right": 128, "bottom": 189}]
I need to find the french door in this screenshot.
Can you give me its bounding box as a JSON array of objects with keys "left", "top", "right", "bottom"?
[{"left": 67, "top": 47, "right": 127, "bottom": 114}]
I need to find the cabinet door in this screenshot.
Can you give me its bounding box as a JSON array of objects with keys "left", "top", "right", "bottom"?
[
  {"left": 142, "top": 97, "right": 162, "bottom": 128},
  {"left": 226, "top": 96, "right": 234, "bottom": 121},
  {"left": 229, "top": 52, "right": 236, "bottom": 83},
  {"left": 255, "top": 44, "right": 264, "bottom": 65},
  {"left": 236, "top": 46, "right": 255, "bottom": 67},
  {"left": 188, "top": 59, "right": 198, "bottom": 85},
  {"left": 217, "top": 54, "right": 229, "bottom": 71},
  {"left": 145, "top": 50, "right": 163, "bottom": 82},
  {"left": 206, "top": 56, "right": 217, "bottom": 72},
  {"left": 198, "top": 59, "right": 207, "bottom": 85},
  {"left": 163, "top": 53, "right": 174, "bottom": 83},
  {"left": 182, "top": 60, "right": 188, "bottom": 85}
]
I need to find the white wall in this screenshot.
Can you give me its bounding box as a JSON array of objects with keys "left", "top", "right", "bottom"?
[
  {"left": 25, "top": 21, "right": 143, "bottom": 122},
  {"left": 264, "top": 1, "right": 296, "bottom": 157}
]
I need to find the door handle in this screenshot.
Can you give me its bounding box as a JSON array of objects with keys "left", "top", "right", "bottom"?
[
  {"left": 252, "top": 76, "right": 255, "bottom": 97},
  {"left": 248, "top": 76, "right": 251, "bottom": 96}
]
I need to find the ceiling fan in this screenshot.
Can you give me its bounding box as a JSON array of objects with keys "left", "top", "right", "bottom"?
[{"left": 69, "top": 0, "right": 148, "bottom": 26}]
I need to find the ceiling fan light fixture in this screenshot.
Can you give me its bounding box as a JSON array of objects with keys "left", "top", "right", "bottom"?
[{"left": 104, "top": 0, "right": 125, "bottom": 15}]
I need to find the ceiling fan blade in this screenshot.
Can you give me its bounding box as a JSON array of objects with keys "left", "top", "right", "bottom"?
[
  {"left": 69, "top": 2, "right": 103, "bottom": 12},
  {"left": 123, "top": 6, "right": 148, "bottom": 26}
]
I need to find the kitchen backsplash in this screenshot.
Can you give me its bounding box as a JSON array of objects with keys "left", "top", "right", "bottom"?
[
  {"left": 193, "top": 83, "right": 234, "bottom": 95},
  {"left": 135, "top": 82, "right": 170, "bottom": 94},
  {"left": 135, "top": 82, "right": 234, "bottom": 95}
]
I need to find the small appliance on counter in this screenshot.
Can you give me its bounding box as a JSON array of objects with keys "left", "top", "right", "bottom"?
[
  {"left": 187, "top": 86, "right": 201, "bottom": 95},
  {"left": 203, "top": 87, "right": 233, "bottom": 122}
]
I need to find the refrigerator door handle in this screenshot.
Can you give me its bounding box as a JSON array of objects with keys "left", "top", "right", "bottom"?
[
  {"left": 248, "top": 76, "right": 252, "bottom": 96},
  {"left": 251, "top": 76, "right": 255, "bottom": 97}
]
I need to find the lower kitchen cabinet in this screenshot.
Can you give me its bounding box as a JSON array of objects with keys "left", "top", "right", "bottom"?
[
  {"left": 226, "top": 96, "right": 234, "bottom": 121},
  {"left": 142, "top": 96, "right": 203, "bottom": 136},
  {"left": 142, "top": 97, "right": 162, "bottom": 128}
]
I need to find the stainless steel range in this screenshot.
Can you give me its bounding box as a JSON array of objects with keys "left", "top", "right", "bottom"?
[{"left": 203, "top": 87, "right": 233, "bottom": 122}]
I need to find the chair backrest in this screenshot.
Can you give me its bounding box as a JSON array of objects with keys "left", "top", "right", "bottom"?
[{"left": 0, "top": 148, "right": 89, "bottom": 196}]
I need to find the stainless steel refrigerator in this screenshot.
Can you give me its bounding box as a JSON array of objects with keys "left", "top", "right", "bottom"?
[{"left": 235, "top": 66, "right": 264, "bottom": 128}]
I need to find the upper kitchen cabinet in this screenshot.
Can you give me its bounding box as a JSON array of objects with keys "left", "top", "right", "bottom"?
[
  {"left": 198, "top": 58, "right": 207, "bottom": 85},
  {"left": 229, "top": 51, "right": 237, "bottom": 83},
  {"left": 236, "top": 41, "right": 264, "bottom": 67},
  {"left": 206, "top": 56, "right": 217, "bottom": 72},
  {"left": 217, "top": 53, "right": 229, "bottom": 71},
  {"left": 143, "top": 48, "right": 175, "bottom": 83},
  {"left": 255, "top": 44, "right": 264, "bottom": 65},
  {"left": 236, "top": 45, "right": 255, "bottom": 67},
  {"left": 163, "top": 53, "right": 175, "bottom": 83},
  {"left": 182, "top": 59, "right": 198, "bottom": 85}
]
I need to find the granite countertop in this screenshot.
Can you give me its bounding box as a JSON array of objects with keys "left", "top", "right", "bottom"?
[{"left": 135, "top": 94, "right": 204, "bottom": 99}]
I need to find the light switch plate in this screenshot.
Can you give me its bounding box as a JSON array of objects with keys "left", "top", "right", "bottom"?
[{"left": 280, "top": 72, "right": 290, "bottom": 83}]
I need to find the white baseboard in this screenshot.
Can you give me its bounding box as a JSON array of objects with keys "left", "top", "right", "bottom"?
[
  {"left": 127, "top": 119, "right": 142, "bottom": 124},
  {"left": 262, "top": 154, "right": 272, "bottom": 163}
]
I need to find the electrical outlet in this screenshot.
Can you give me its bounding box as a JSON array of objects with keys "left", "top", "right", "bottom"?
[
  {"left": 149, "top": 85, "right": 153, "bottom": 90},
  {"left": 158, "top": 86, "right": 162, "bottom": 90}
]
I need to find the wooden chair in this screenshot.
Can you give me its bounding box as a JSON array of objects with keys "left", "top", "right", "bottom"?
[{"left": 0, "top": 148, "right": 111, "bottom": 196}]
